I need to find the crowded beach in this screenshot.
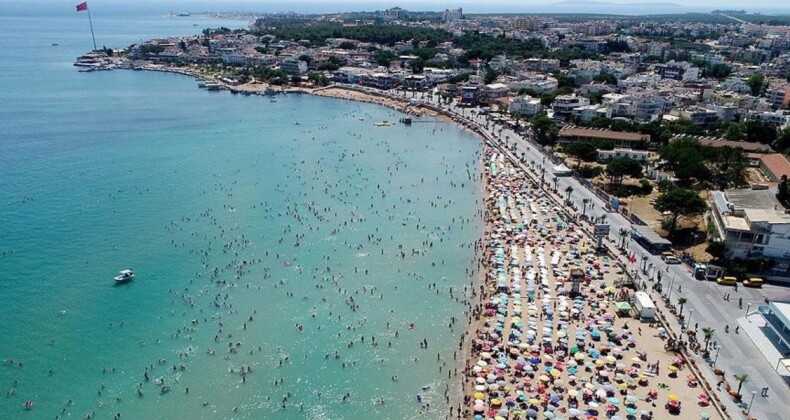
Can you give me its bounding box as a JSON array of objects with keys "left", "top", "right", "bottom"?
[{"left": 460, "top": 144, "right": 719, "bottom": 420}]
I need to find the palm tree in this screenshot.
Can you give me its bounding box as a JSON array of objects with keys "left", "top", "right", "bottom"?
[
  {"left": 702, "top": 327, "right": 715, "bottom": 352},
  {"left": 733, "top": 373, "right": 749, "bottom": 397},
  {"left": 677, "top": 297, "right": 688, "bottom": 316},
  {"left": 618, "top": 227, "right": 629, "bottom": 250},
  {"left": 552, "top": 177, "right": 559, "bottom": 191},
  {"left": 565, "top": 185, "right": 574, "bottom": 202},
  {"left": 598, "top": 214, "right": 607, "bottom": 224},
  {"left": 581, "top": 198, "right": 590, "bottom": 216}
]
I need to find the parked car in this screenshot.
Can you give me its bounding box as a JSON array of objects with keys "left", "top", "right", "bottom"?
[
  {"left": 716, "top": 276, "right": 738, "bottom": 286},
  {"left": 664, "top": 256, "right": 681, "bottom": 264},
  {"left": 743, "top": 277, "right": 764, "bottom": 288}
]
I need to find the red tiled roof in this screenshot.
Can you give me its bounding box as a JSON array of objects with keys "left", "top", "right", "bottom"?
[{"left": 760, "top": 153, "right": 790, "bottom": 179}]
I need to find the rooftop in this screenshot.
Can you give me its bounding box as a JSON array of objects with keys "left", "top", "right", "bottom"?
[
  {"left": 760, "top": 153, "right": 790, "bottom": 179},
  {"left": 559, "top": 126, "right": 650, "bottom": 142},
  {"left": 671, "top": 136, "right": 773, "bottom": 153}
]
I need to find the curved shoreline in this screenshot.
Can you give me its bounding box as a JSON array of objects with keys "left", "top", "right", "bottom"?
[{"left": 110, "top": 65, "right": 726, "bottom": 419}]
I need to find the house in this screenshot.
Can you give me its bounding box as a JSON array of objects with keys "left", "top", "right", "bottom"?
[
  {"left": 758, "top": 154, "right": 790, "bottom": 182},
  {"left": 480, "top": 83, "right": 510, "bottom": 104},
  {"left": 708, "top": 188, "right": 790, "bottom": 264},
  {"left": 509, "top": 96, "right": 543, "bottom": 117},
  {"left": 656, "top": 61, "right": 700, "bottom": 81},
  {"left": 669, "top": 135, "right": 773, "bottom": 153},
  {"left": 558, "top": 126, "right": 650, "bottom": 148},
  {"left": 458, "top": 85, "right": 480, "bottom": 107},
  {"left": 552, "top": 94, "right": 591, "bottom": 118},
  {"left": 598, "top": 148, "right": 651, "bottom": 162},
  {"left": 281, "top": 58, "right": 307, "bottom": 75}
]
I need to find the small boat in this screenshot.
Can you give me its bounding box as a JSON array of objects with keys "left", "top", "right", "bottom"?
[
  {"left": 51, "top": 42, "right": 58, "bottom": 46},
  {"left": 197, "top": 81, "right": 206, "bottom": 88},
  {"left": 293, "top": 121, "right": 300, "bottom": 125},
  {"left": 204, "top": 82, "right": 221, "bottom": 91},
  {"left": 374, "top": 120, "right": 391, "bottom": 127},
  {"left": 114, "top": 269, "right": 134, "bottom": 283}
]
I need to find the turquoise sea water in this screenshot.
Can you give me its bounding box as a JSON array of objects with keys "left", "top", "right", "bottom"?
[{"left": 0, "top": 8, "right": 482, "bottom": 420}]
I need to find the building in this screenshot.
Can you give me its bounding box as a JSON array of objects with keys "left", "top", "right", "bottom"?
[
  {"left": 558, "top": 126, "right": 650, "bottom": 148},
  {"left": 509, "top": 96, "right": 543, "bottom": 117},
  {"left": 551, "top": 94, "right": 591, "bottom": 118},
  {"left": 442, "top": 8, "right": 463, "bottom": 21},
  {"left": 573, "top": 104, "right": 611, "bottom": 123},
  {"left": 671, "top": 135, "right": 773, "bottom": 153},
  {"left": 765, "top": 86, "right": 790, "bottom": 108},
  {"left": 458, "top": 85, "right": 479, "bottom": 107},
  {"left": 708, "top": 188, "right": 790, "bottom": 262},
  {"left": 510, "top": 17, "right": 541, "bottom": 31},
  {"left": 655, "top": 61, "right": 700, "bottom": 82},
  {"left": 281, "top": 58, "right": 307, "bottom": 76},
  {"left": 758, "top": 154, "right": 790, "bottom": 182},
  {"left": 381, "top": 7, "right": 407, "bottom": 20},
  {"left": 358, "top": 72, "right": 396, "bottom": 90},
  {"left": 480, "top": 83, "right": 510, "bottom": 104},
  {"left": 757, "top": 301, "right": 790, "bottom": 356},
  {"left": 598, "top": 148, "right": 651, "bottom": 162},
  {"left": 402, "top": 74, "right": 427, "bottom": 90}
]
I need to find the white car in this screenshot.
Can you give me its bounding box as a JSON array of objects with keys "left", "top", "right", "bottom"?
[{"left": 664, "top": 256, "right": 681, "bottom": 264}]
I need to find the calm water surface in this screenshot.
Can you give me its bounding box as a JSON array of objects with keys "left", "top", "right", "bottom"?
[{"left": 0, "top": 7, "right": 482, "bottom": 419}]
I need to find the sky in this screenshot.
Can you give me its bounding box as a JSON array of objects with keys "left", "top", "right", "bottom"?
[{"left": 1, "top": 0, "right": 789, "bottom": 15}]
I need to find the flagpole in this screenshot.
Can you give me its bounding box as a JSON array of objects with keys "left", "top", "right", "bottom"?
[{"left": 86, "top": 6, "right": 97, "bottom": 51}]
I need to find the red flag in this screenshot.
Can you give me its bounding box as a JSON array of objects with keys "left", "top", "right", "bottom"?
[{"left": 76, "top": 2, "right": 88, "bottom": 12}]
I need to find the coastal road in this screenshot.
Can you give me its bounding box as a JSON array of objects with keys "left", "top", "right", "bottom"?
[{"left": 409, "top": 91, "right": 790, "bottom": 419}]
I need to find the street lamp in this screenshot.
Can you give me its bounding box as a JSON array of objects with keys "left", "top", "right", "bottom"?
[
  {"left": 687, "top": 309, "right": 694, "bottom": 329},
  {"left": 667, "top": 272, "right": 676, "bottom": 300},
  {"left": 713, "top": 347, "right": 720, "bottom": 367},
  {"left": 746, "top": 303, "right": 751, "bottom": 316},
  {"left": 747, "top": 390, "right": 757, "bottom": 415}
]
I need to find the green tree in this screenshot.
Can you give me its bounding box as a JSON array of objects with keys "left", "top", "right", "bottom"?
[
  {"left": 706, "top": 241, "right": 729, "bottom": 263},
  {"left": 709, "top": 146, "right": 748, "bottom": 189},
  {"left": 723, "top": 122, "right": 745, "bottom": 140},
  {"left": 530, "top": 113, "right": 559, "bottom": 145},
  {"left": 581, "top": 198, "right": 590, "bottom": 216},
  {"left": 776, "top": 127, "right": 790, "bottom": 151},
  {"left": 605, "top": 157, "right": 642, "bottom": 186},
  {"left": 659, "top": 138, "right": 711, "bottom": 187},
  {"left": 777, "top": 174, "right": 789, "bottom": 206},
  {"left": 702, "top": 327, "right": 715, "bottom": 352},
  {"left": 564, "top": 141, "right": 599, "bottom": 167},
  {"left": 743, "top": 120, "right": 777, "bottom": 144},
  {"left": 747, "top": 73, "right": 766, "bottom": 96},
  {"left": 564, "top": 185, "right": 574, "bottom": 202},
  {"left": 539, "top": 93, "right": 556, "bottom": 107},
  {"left": 677, "top": 297, "right": 688, "bottom": 316},
  {"left": 484, "top": 67, "right": 498, "bottom": 84},
  {"left": 593, "top": 72, "right": 617, "bottom": 84},
  {"left": 733, "top": 373, "right": 749, "bottom": 397},
  {"left": 654, "top": 188, "right": 708, "bottom": 235},
  {"left": 657, "top": 179, "right": 676, "bottom": 192}
]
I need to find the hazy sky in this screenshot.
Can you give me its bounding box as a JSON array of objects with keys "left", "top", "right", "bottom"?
[{"left": 2, "top": 0, "right": 788, "bottom": 15}]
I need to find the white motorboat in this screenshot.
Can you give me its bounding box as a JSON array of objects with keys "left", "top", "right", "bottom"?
[{"left": 114, "top": 269, "right": 134, "bottom": 282}]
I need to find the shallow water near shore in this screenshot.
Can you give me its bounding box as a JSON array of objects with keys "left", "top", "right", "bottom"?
[{"left": 0, "top": 10, "right": 483, "bottom": 420}]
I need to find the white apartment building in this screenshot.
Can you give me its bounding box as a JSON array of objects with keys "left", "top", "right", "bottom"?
[
  {"left": 709, "top": 189, "right": 790, "bottom": 261},
  {"left": 509, "top": 96, "right": 543, "bottom": 117},
  {"left": 598, "top": 148, "right": 651, "bottom": 162}
]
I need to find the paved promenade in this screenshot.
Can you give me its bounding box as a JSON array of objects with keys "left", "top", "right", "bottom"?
[{"left": 407, "top": 91, "right": 790, "bottom": 420}]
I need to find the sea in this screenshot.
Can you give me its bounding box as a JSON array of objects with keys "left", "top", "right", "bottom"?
[{"left": 0, "top": 4, "right": 483, "bottom": 419}]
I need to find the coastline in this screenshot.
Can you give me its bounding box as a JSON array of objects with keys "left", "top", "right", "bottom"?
[{"left": 102, "top": 64, "right": 725, "bottom": 419}]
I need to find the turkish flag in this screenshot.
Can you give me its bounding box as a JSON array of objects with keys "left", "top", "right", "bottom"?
[{"left": 76, "top": 2, "right": 88, "bottom": 12}]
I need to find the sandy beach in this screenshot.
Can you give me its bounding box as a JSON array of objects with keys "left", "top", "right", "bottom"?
[{"left": 454, "top": 143, "right": 722, "bottom": 420}]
